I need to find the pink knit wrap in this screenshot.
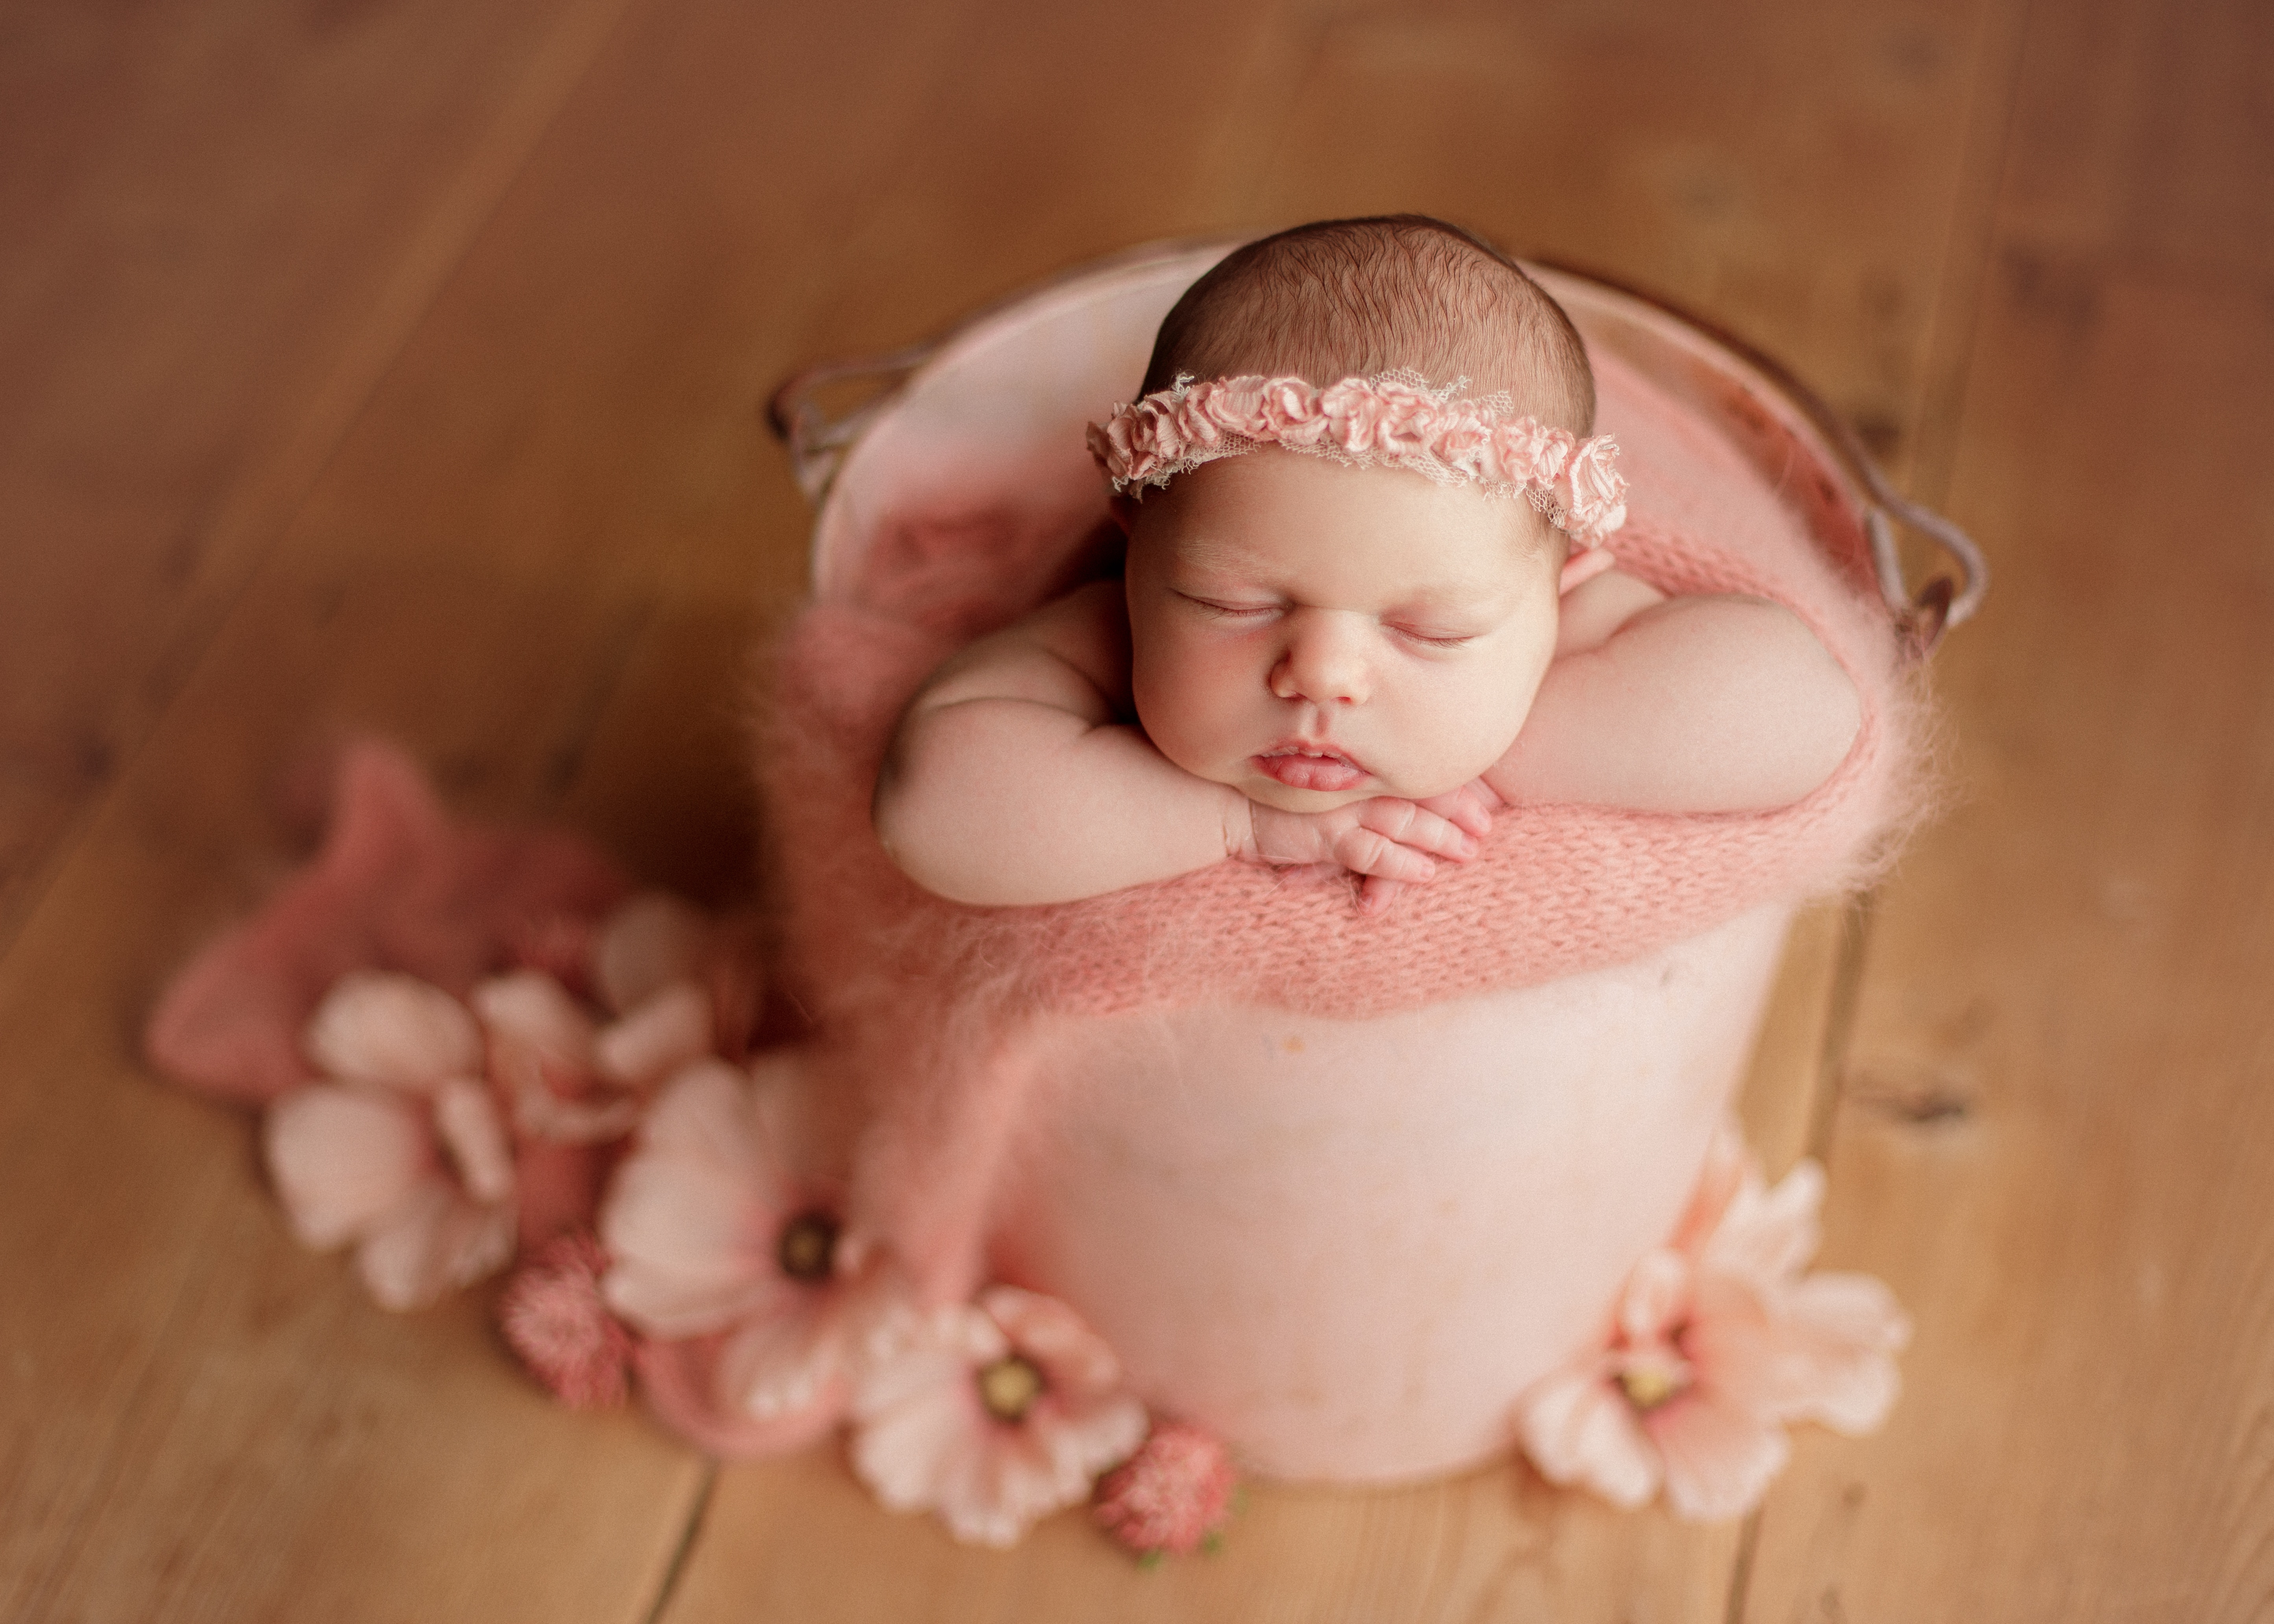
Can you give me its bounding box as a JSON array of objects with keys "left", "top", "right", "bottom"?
[{"left": 757, "top": 349, "right": 1919, "bottom": 1299}]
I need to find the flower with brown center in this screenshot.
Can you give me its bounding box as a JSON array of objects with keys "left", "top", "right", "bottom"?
[{"left": 852, "top": 1286, "right": 1147, "bottom": 1547}]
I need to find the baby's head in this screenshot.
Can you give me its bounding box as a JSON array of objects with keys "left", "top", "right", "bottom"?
[{"left": 1093, "top": 216, "right": 1624, "bottom": 811}]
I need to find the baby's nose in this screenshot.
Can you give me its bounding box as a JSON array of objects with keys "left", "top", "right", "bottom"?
[{"left": 1270, "top": 611, "right": 1371, "bottom": 705}]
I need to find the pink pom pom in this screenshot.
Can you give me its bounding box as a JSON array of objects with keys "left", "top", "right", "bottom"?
[
  {"left": 1093, "top": 1421, "right": 1237, "bottom": 1559},
  {"left": 498, "top": 1230, "right": 634, "bottom": 1408}
]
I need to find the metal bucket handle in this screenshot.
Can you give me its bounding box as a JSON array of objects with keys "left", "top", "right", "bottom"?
[
  {"left": 1528, "top": 258, "right": 1986, "bottom": 656},
  {"left": 767, "top": 262, "right": 1986, "bottom": 658},
  {"left": 765, "top": 344, "right": 934, "bottom": 503}
]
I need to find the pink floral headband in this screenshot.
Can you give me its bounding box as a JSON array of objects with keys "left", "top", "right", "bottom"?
[{"left": 1087, "top": 369, "right": 1629, "bottom": 550}]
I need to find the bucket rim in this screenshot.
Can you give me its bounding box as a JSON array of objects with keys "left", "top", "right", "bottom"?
[{"left": 767, "top": 238, "right": 1985, "bottom": 655}]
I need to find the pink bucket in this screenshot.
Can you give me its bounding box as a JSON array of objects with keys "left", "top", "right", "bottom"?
[{"left": 764, "top": 242, "right": 1979, "bottom": 1482}]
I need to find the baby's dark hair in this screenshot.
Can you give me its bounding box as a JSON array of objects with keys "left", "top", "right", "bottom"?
[{"left": 1141, "top": 215, "right": 1595, "bottom": 435}]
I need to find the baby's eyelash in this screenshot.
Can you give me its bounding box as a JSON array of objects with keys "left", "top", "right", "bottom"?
[
  {"left": 1178, "top": 593, "right": 1279, "bottom": 619},
  {"left": 1391, "top": 626, "right": 1478, "bottom": 649}
]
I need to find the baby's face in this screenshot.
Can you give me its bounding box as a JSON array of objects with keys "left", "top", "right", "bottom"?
[{"left": 1123, "top": 451, "right": 1562, "bottom": 811}]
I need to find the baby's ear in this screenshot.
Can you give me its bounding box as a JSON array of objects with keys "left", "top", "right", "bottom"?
[
  {"left": 1558, "top": 545, "right": 1618, "bottom": 597},
  {"left": 1106, "top": 492, "right": 1140, "bottom": 534}
]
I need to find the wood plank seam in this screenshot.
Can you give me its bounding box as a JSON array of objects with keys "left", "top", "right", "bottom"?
[
  {"left": 0, "top": 0, "right": 647, "bottom": 980},
  {"left": 644, "top": 1461, "right": 718, "bottom": 1624},
  {"left": 1896, "top": 0, "right": 2040, "bottom": 503}
]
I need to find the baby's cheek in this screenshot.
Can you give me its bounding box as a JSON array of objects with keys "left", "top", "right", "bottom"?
[
  {"left": 1406, "top": 664, "right": 1542, "bottom": 791},
  {"left": 1131, "top": 633, "right": 1247, "bottom": 771}
]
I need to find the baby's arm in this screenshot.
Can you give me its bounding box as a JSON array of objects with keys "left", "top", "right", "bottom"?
[
  {"left": 874, "top": 581, "right": 1481, "bottom": 907},
  {"left": 1484, "top": 571, "right": 1863, "bottom": 812}
]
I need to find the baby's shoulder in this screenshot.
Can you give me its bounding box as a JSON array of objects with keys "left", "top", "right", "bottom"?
[
  {"left": 916, "top": 578, "right": 1131, "bottom": 715},
  {"left": 1553, "top": 567, "right": 1668, "bottom": 658},
  {"left": 1013, "top": 578, "right": 1131, "bottom": 700}
]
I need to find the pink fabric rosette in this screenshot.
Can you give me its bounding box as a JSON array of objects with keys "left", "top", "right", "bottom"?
[
  {"left": 1487, "top": 415, "right": 1572, "bottom": 490},
  {"left": 1564, "top": 434, "right": 1631, "bottom": 544},
  {"left": 1257, "top": 376, "right": 1332, "bottom": 449},
  {"left": 1195, "top": 375, "right": 1270, "bottom": 439}
]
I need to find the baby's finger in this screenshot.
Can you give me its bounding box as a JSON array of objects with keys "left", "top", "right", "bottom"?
[
  {"left": 1359, "top": 800, "right": 1478, "bottom": 861},
  {"left": 1414, "top": 786, "right": 1494, "bottom": 841},
  {"left": 1331, "top": 826, "right": 1438, "bottom": 882},
  {"left": 1358, "top": 874, "right": 1412, "bottom": 915}
]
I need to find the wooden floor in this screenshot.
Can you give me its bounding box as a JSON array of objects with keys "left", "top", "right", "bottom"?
[{"left": 3, "top": 0, "right": 2269, "bottom": 1617}]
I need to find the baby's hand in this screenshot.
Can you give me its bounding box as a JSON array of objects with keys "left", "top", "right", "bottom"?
[
  {"left": 1347, "top": 780, "right": 1505, "bottom": 915},
  {"left": 1240, "top": 785, "right": 1496, "bottom": 905}
]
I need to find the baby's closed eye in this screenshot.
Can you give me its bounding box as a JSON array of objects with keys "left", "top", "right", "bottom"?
[
  {"left": 1386, "top": 623, "right": 1480, "bottom": 650},
  {"left": 1175, "top": 591, "right": 1282, "bottom": 621}
]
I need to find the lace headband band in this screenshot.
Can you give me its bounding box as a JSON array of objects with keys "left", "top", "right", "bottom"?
[{"left": 1087, "top": 370, "right": 1629, "bottom": 549}]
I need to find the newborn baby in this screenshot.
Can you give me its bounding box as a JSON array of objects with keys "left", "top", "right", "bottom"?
[{"left": 874, "top": 216, "right": 1862, "bottom": 911}]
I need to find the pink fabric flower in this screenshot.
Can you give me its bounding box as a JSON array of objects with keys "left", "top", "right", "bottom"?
[
  {"left": 1094, "top": 1421, "right": 1237, "bottom": 1558},
  {"left": 499, "top": 1229, "right": 634, "bottom": 1408},
  {"left": 475, "top": 887, "right": 753, "bottom": 1142},
  {"left": 1168, "top": 388, "right": 1228, "bottom": 456},
  {"left": 263, "top": 971, "right": 519, "bottom": 1310},
  {"left": 1564, "top": 433, "right": 1630, "bottom": 544},
  {"left": 1364, "top": 377, "right": 1443, "bottom": 460},
  {"left": 1196, "top": 375, "right": 1271, "bottom": 438},
  {"left": 1124, "top": 398, "right": 1179, "bottom": 482},
  {"left": 601, "top": 1058, "right": 886, "bottom": 1432},
  {"left": 1488, "top": 416, "right": 1573, "bottom": 488},
  {"left": 1513, "top": 1132, "right": 1910, "bottom": 1522},
  {"left": 1317, "top": 378, "right": 1391, "bottom": 454},
  {"left": 1084, "top": 373, "right": 1628, "bottom": 546},
  {"left": 1433, "top": 414, "right": 1494, "bottom": 480},
  {"left": 1257, "top": 377, "right": 1331, "bottom": 447},
  {"left": 851, "top": 1285, "right": 1148, "bottom": 1548}
]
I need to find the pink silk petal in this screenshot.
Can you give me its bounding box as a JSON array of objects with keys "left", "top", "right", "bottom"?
[
  {"left": 850, "top": 1362, "right": 978, "bottom": 1513},
  {"left": 1760, "top": 1271, "right": 1910, "bottom": 1434},
  {"left": 1516, "top": 1369, "right": 1660, "bottom": 1509},
  {"left": 432, "top": 1076, "right": 516, "bottom": 1204},
  {"left": 471, "top": 971, "right": 597, "bottom": 1071},
  {"left": 593, "top": 984, "right": 713, "bottom": 1089},
  {"left": 146, "top": 738, "right": 627, "bottom": 1105},
  {"left": 600, "top": 1238, "right": 784, "bottom": 1339},
  {"left": 947, "top": 1428, "right": 1076, "bottom": 1548},
  {"left": 1681, "top": 1273, "right": 1788, "bottom": 1417},
  {"left": 1618, "top": 1248, "right": 1693, "bottom": 1346},
  {"left": 714, "top": 1297, "right": 846, "bottom": 1420},
  {"left": 263, "top": 1085, "right": 433, "bottom": 1249},
  {"left": 1647, "top": 1389, "right": 1790, "bottom": 1523},
  {"left": 599, "top": 1064, "right": 794, "bottom": 1335},
  {"left": 353, "top": 1183, "right": 516, "bottom": 1312},
  {"left": 853, "top": 1313, "right": 1003, "bottom": 1418},
  {"left": 302, "top": 972, "right": 482, "bottom": 1092},
  {"left": 1034, "top": 1392, "right": 1148, "bottom": 1491},
  {"left": 933, "top": 1431, "right": 1019, "bottom": 1546},
  {"left": 1667, "top": 1121, "right": 1751, "bottom": 1257},
  {"left": 634, "top": 1334, "right": 847, "bottom": 1460},
  {"left": 1705, "top": 1160, "right": 1826, "bottom": 1286},
  {"left": 980, "top": 1285, "right": 1122, "bottom": 1392}
]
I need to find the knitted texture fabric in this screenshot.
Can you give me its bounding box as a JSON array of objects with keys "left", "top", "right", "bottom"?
[{"left": 754, "top": 349, "right": 1922, "bottom": 1297}]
